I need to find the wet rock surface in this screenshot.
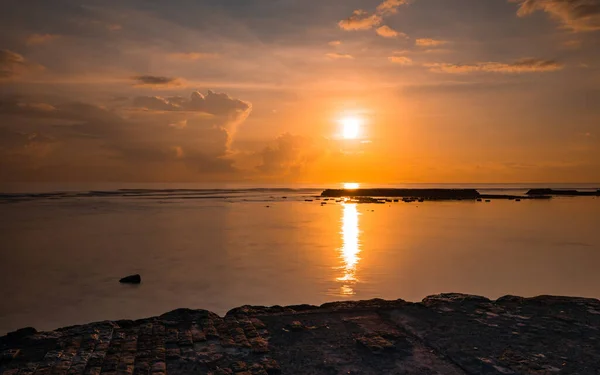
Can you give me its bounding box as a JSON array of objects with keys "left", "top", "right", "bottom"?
[{"left": 2, "top": 294, "right": 600, "bottom": 374}]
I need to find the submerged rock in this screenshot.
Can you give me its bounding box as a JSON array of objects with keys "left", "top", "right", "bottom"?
[{"left": 119, "top": 274, "right": 141, "bottom": 284}]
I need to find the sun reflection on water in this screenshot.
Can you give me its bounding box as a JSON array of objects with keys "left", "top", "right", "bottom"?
[{"left": 336, "top": 203, "right": 361, "bottom": 295}]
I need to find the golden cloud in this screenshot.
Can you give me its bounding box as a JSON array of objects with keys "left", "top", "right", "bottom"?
[
  {"left": 388, "top": 56, "right": 413, "bottom": 65},
  {"left": 376, "top": 0, "right": 410, "bottom": 15},
  {"left": 376, "top": 25, "right": 406, "bottom": 38},
  {"left": 338, "top": 10, "right": 382, "bottom": 30}
]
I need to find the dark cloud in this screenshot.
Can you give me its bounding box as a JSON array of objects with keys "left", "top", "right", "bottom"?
[
  {"left": 0, "top": 50, "right": 44, "bottom": 80},
  {"left": 510, "top": 0, "right": 600, "bottom": 31},
  {"left": 133, "top": 90, "right": 252, "bottom": 118},
  {"left": 425, "top": 58, "right": 564, "bottom": 73},
  {"left": 132, "top": 75, "right": 182, "bottom": 86}
]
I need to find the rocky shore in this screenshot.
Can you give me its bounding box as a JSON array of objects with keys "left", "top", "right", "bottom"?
[{"left": 2, "top": 294, "right": 600, "bottom": 374}]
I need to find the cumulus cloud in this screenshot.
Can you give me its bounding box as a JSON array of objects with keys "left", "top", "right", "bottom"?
[
  {"left": 0, "top": 91, "right": 253, "bottom": 181},
  {"left": 132, "top": 75, "right": 182, "bottom": 87},
  {"left": 416, "top": 38, "right": 447, "bottom": 47},
  {"left": 26, "top": 34, "right": 59, "bottom": 45},
  {"left": 326, "top": 53, "right": 354, "bottom": 60},
  {"left": 388, "top": 56, "right": 413, "bottom": 65},
  {"left": 425, "top": 58, "right": 564, "bottom": 73},
  {"left": 168, "top": 52, "right": 219, "bottom": 60},
  {"left": 0, "top": 50, "right": 44, "bottom": 80},
  {"left": 376, "top": 25, "right": 405, "bottom": 38},
  {"left": 510, "top": 0, "right": 600, "bottom": 31}
]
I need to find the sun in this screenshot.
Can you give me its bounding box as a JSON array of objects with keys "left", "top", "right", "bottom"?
[{"left": 340, "top": 116, "right": 361, "bottom": 139}]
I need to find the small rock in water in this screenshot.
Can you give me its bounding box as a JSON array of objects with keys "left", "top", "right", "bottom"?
[{"left": 119, "top": 274, "right": 141, "bottom": 284}]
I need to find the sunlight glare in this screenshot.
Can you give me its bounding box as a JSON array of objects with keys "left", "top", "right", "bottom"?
[
  {"left": 343, "top": 182, "right": 360, "bottom": 190},
  {"left": 340, "top": 116, "right": 361, "bottom": 139}
]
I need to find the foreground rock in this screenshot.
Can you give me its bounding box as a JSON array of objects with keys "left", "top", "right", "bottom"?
[{"left": 2, "top": 294, "right": 600, "bottom": 374}]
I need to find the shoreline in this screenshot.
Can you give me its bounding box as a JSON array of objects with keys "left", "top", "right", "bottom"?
[{"left": 2, "top": 294, "right": 600, "bottom": 374}]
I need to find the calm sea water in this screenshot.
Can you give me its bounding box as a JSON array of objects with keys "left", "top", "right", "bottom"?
[{"left": 1, "top": 184, "right": 599, "bottom": 335}]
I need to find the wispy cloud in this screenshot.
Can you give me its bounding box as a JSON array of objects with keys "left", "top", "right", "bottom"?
[
  {"left": 107, "top": 24, "right": 122, "bottom": 31},
  {"left": 26, "top": 34, "right": 59, "bottom": 45},
  {"left": 0, "top": 50, "right": 44, "bottom": 80},
  {"left": 562, "top": 40, "right": 583, "bottom": 49},
  {"left": 326, "top": 53, "right": 354, "bottom": 60},
  {"left": 168, "top": 52, "right": 219, "bottom": 61},
  {"left": 329, "top": 40, "right": 342, "bottom": 46},
  {"left": 510, "top": 0, "right": 600, "bottom": 31},
  {"left": 388, "top": 56, "right": 413, "bottom": 65},
  {"left": 425, "top": 58, "right": 564, "bottom": 73},
  {"left": 416, "top": 38, "right": 447, "bottom": 47}
]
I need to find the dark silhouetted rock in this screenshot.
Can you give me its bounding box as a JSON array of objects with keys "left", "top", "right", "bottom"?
[{"left": 119, "top": 274, "right": 141, "bottom": 284}]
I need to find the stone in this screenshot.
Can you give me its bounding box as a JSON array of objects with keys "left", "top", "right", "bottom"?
[{"left": 119, "top": 274, "right": 141, "bottom": 284}]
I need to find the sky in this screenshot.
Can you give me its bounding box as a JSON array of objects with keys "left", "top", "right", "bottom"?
[{"left": 1, "top": 0, "right": 599, "bottom": 184}]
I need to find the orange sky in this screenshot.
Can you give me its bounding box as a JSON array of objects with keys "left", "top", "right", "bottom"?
[{"left": 1, "top": 0, "right": 599, "bottom": 184}]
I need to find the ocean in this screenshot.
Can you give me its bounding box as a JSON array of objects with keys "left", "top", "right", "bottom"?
[{"left": 1, "top": 183, "right": 599, "bottom": 335}]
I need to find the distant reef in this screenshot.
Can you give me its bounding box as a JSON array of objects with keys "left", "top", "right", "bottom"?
[
  {"left": 526, "top": 188, "right": 600, "bottom": 196},
  {"left": 2, "top": 294, "right": 600, "bottom": 374}
]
